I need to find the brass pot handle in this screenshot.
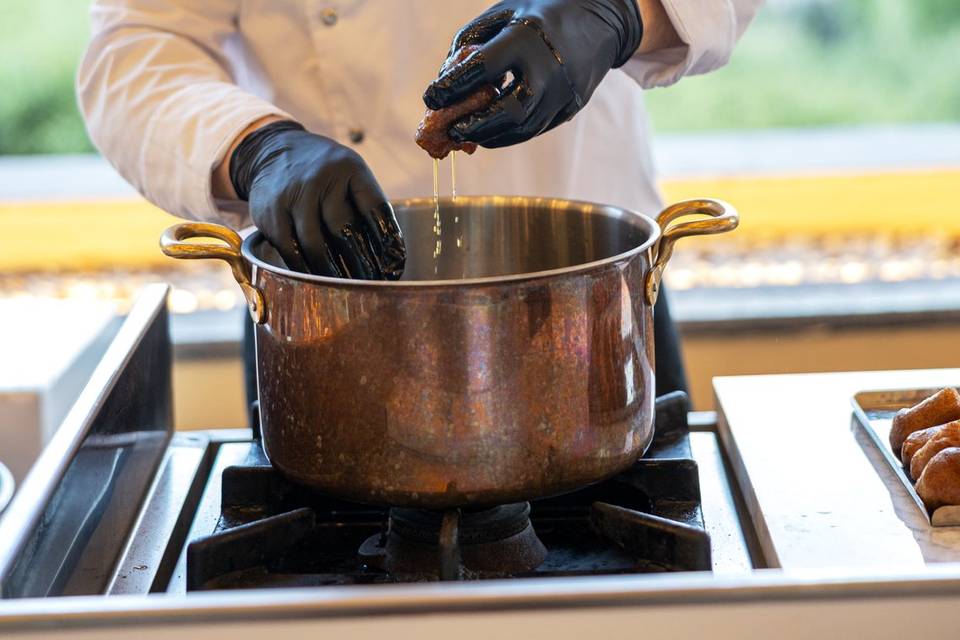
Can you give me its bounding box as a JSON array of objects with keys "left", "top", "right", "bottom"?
[
  {"left": 160, "top": 222, "right": 265, "bottom": 324},
  {"left": 644, "top": 199, "right": 739, "bottom": 306}
]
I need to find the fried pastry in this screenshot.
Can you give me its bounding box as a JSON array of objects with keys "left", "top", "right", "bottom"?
[
  {"left": 889, "top": 387, "right": 960, "bottom": 454},
  {"left": 416, "top": 45, "right": 499, "bottom": 159},
  {"left": 901, "top": 425, "right": 943, "bottom": 467},
  {"left": 909, "top": 421, "right": 960, "bottom": 480},
  {"left": 916, "top": 447, "right": 960, "bottom": 510}
]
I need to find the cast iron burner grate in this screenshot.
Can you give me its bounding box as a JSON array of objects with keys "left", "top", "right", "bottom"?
[{"left": 186, "top": 392, "right": 710, "bottom": 590}]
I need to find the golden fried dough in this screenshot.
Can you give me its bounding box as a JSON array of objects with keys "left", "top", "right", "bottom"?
[
  {"left": 416, "top": 46, "right": 499, "bottom": 160},
  {"left": 910, "top": 421, "right": 960, "bottom": 480},
  {"left": 889, "top": 387, "right": 960, "bottom": 454},
  {"left": 916, "top": 447, "right": 960, "bottom": 510},
  {"left": 901, "top": 425, "right": 943, "bottom": 467}
]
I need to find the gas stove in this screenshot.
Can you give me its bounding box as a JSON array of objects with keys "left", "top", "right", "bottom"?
[
  {"left": 185, "top": 390, "right": 710, "bottom": 590},
  {"left": 0, "top": 285, "right": 748, "bottom": 599},
  {"left": 2, "top": 285, "right": 960, "bottom": 639}
]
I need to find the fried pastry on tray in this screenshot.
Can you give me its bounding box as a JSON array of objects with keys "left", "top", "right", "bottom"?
[
  {"left": 902, "top": 425, "right": 944, "bottom": 467},
  {"left": 916, "top": 447, "right": 960, "bottom": 510},
  {"left": 909, "top": 421, "right": 960, "bottom": 480},
  {"left": 889, "top": 387, "right": 960, "bottom": 454}
]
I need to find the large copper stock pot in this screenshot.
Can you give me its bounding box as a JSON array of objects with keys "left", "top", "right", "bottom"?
[{"left": 161, "top": 196, "right": 737, "bottom": 508}]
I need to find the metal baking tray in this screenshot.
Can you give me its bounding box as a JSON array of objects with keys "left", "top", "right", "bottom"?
[{"left": 852, "top": 387, "right": 960, "bottom": 527}]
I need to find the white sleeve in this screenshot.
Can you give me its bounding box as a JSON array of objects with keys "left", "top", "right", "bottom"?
[
  {"left": 620, "top": 0, "right": 764, "bottom": 88},
  {"left": 76, "top": 0, "right": 292, "bottom": 228}
]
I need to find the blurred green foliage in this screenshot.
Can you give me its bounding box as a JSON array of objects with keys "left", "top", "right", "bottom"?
[
  {"left": 645, "top": 0, "right": 960, "bottom": 130},
  {"left": 0, "top": 1, "right": 93, "bottom": 154},
  {"left": 1, "top": 0, "right": 959, "bottom": 154}
]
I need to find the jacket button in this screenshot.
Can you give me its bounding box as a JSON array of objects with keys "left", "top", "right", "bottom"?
[
  {"left": 320, "top": 8, "right": 338, "bottom": 26},
  {"left": 348, "top": 128, "right": 365, "bottom": 144}
]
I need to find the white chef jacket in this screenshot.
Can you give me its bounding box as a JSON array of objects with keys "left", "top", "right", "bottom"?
[{"left": 77, "top": 0, "right": 761, "bottom": 230}]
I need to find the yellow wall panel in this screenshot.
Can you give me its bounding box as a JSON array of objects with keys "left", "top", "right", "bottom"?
[
  {"left": 2, "top": 168, "right": 958, "bottom": 272},
  {"left": 660, "top": 169, "right": 960, "bottom": 238},
  {"left": 0, "top": 198, "right": 178, "bottom": 271}
]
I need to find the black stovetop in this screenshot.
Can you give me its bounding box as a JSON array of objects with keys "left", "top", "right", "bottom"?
[{"left": 186, "top": 392, "right": 710, "bottom": 590}]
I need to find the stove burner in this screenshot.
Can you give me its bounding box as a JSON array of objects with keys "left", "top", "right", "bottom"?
[
  {"left": 185, "top": 391, "right": 711, "bottom": 590},
  {"left": 358, "top": 503, "right": 548, "bottom": 579}
]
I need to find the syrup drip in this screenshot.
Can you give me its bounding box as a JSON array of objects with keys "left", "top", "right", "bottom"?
[
  {"left": 432, "top": 151, "right": 464, "bottom": 274},
  {"left": 451, "top": 150, "right": 457, "bottom": 201},
  {"left": 432, "top": 157, "right": 442, "bottom": 270}
]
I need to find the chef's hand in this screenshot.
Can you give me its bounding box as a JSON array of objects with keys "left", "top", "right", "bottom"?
[
  {"left": 228, "top": 120, "right": 405, "bottom": 279},
  {"left": 423, "top": 0, "right": 643, "bottom": 148}
]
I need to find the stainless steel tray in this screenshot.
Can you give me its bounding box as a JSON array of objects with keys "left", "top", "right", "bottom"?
[{"left": 852, "top": 387, "right": 960, "bottom": 527}]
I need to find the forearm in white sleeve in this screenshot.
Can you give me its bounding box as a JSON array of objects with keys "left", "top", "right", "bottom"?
[
  {"left": 76, "top": 0, "right": 292, "bottom": 227},
  {"left": 621, "top": 0, "right": 764, "bottom": 88}
]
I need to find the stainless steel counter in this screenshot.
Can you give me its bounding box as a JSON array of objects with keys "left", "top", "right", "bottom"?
[
  {"left": 715, "top": 368, "right": 960, "bottom": 568},
  {"left": 2, "top": 288, "right": 960, "bottom": 638}
]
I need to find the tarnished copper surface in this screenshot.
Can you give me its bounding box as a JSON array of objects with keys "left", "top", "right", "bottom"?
[
  {"left": 254, "top": 257, "right": 653, "bottom": 508},
  {"left": 250, "top": 197, "right": 662, "bottom": 508},
  {"left": 161, "top": 196, "right": 738, "bottom": 508}
]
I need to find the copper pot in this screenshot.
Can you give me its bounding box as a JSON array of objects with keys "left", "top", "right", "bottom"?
[{"left": 161, "top": 196, "right": 737, "bottom": 508}]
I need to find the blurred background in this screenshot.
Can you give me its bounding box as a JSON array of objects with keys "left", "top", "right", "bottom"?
[
  {"left": 1, "top": 0, "right": 959, "bottom": 434},
  {"left": 6, "top": 0, "right": 960, "bottom": 151}
]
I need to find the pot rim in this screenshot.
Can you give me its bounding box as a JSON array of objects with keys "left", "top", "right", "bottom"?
[{"left": 241, "top": 195, "right": 661, "bottom": 288}]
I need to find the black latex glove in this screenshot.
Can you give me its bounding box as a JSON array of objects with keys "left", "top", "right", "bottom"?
[
  {"left": 422, "top": 0, "right": 642, "bottom": 148},
  {"left": 230, "top": 121, "right": 405, "bottom": 279}
]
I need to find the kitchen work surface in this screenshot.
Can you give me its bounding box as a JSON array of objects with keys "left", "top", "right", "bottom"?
[
  {"left": 715, "top": 367, "right": 960, "bottom": 569},
  {"left": 2, "top": 287, "right": 960, "bottom": 639},
  {"left": 0, "top": 298, "right": 117, "bottom": 481}
]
